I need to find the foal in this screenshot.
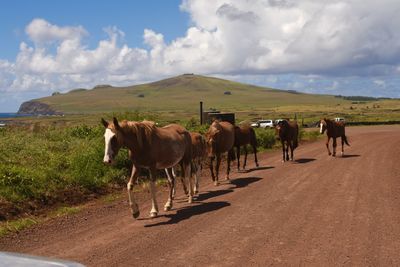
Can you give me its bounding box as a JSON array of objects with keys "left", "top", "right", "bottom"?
[
  {"left": 320, "top": 118, "right": 350, "bottom": 156},
  {"left": 234, "top": 125, "right": 259, "bottom": 170},
  {"left": 205, "top": 120, "right": 235, "bottom": 186},
  {"left": 169, "top": 132, "right": 206, "bottom": 195},
  {"left": 102, "top": 117, "right": 192, "bottom": 219},
  {"left": 275, "top": 120, "right": 299, "bottom": 162}
]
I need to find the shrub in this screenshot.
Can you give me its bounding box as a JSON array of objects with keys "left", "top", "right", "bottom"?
[
  {"left": 254, "top": 128, "right": 276, "bottom": 149},
  {"left": 0, "top": 124, "right": 129, "bottom": 217}
]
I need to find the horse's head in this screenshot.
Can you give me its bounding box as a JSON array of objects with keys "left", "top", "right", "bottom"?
[
  {"left": 319, "top": 118, "right": 327, "bottom": 134},
  {"left": 275, "top": 120, "right": 287, "bottom": 140},
  {"left": 101, "top": 117, "right": 123, "bottom": 164},
  {"left": 205, "top": 122, "right": 221, "bottom": 159}
]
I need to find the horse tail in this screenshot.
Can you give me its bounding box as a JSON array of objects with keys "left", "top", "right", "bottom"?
[
  {"left": 293, "top": 136, "right": 299, "bottom": 149},
  {"left": 343, "top": 135, "right": 350, "bottom": 146},
  {"left": 293, "top": 123, "right": 299, "bottom": 149},
  {"left": 250, "top": 127, "right": 258, "bottom": 147}
]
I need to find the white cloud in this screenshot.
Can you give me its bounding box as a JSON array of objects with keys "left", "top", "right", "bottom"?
[
  {"left": 26, "top": 18, "right": 87, "bottom": 45},
  {"left": 373, "top": 80, "right": 386, "bottom": 88},
  {"left": 1, "top": 1, "right": 400, "bottom": 105}
]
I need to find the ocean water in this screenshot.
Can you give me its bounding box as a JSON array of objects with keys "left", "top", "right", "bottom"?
[{"left": 0, "top": 113, "right": 31, "bottom": 119}]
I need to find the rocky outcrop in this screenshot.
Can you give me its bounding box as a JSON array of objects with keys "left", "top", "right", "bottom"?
[{"left": 17, "top": 101, "right": 63, "bottom": 115}]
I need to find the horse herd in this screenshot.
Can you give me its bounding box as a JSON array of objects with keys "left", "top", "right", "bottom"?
[{"left": 101, "top": 117, "right": 349, "bottom": 219}]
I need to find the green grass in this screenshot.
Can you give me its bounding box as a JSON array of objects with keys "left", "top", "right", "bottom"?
[
  {"left": 49, "top": 206, "right": 81, "bottom": 217},
  {"left": 101, "top": 193, "right": 121, "bottom": 204},
  {"left": 0, "top": 217, "right": 38, "bottom": 237},
  {"left": 0, "top": 123, "right": 131, "bottom": 219},
  {"left": 0, "top": 206, "right": 82, "bottom": 237}
]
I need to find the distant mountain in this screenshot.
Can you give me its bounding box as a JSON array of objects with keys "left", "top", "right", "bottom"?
[{"left": 18, "top": 74, "right": 345, "bottom": 115}]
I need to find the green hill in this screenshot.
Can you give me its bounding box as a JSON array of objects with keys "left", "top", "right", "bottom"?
[{"left": 18, "top": 74, "right": 348, "bottom": 115}]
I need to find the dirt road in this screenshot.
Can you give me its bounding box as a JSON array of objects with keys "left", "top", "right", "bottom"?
[{"left": 1, "top": 125, "right": 400, "bottom": 266}]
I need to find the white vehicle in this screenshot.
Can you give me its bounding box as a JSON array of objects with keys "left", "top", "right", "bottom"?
[
  {"left": 334, "top": 117, "right": 345, "bottom": 123},
  {"left": 274, "top": 119, "right": 285, "bottom": 126},
  {"left": 251, "top": 119, "right": 274, "bottom": 128}
]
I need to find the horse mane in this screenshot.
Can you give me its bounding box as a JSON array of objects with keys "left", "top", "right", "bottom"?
[{"left": 120, "top": 120, "right": 156, "bottom": 148}]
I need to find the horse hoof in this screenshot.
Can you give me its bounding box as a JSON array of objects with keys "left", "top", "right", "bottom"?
[
  {"left": 194, "top": 190, "right": 199, "bottom": 194},
  {"left": 256, "top": 164, "right": 259, "bottom": 168},
  {"left": 164, "top": 205, "right": 172, "bottom": 211},
  {"left": 214, "top": 181, "right": 219, "bottom": 186},
  {"left": 188, "top": 197, "right": 193, "bottom": 204},
  {"left": 328, "top": 153, "right": 332, "bottom": 156},
  {"left": 150, "top": 212, "right": 158, "bottom": 218},
  {"left": 132, "top": 210, "right": 140, "bottom": 219}
]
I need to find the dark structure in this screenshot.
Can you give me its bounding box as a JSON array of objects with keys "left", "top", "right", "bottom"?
[
  {"left": 200, "top": 101, "right": 204, "bottom": 125},
  {"left": 204, "top": 111, "right": 235, "bottom": 125}
]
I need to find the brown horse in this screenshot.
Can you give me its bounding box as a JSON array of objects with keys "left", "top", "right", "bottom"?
[
  {"left": 171, "top": 132, "right": 207, "bottom": 195},
  {"left": 101, "top": 117, "right": 192, "bottom": 219},
  {"left": 276, "top": 120, "right": 299, "bottom": 162},
  {"left": 205, "top": 120, "right": 235, "bottom": 186},
  {"left": 190, "top": 132, "right": 207, "bottom": 194},
  {"left": 234, "top": 125, "right": 259, "bottom": 170},
  {"left": 320, "top": 118, "right": 350, "bottom": 156}
]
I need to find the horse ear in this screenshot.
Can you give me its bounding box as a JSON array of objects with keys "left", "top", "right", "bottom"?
[
  {"left": 101, "top": 118, "right": 108, "bottom": 128},
  {"left": 113, "top": 117, "right": 121, "bottom": 130}
]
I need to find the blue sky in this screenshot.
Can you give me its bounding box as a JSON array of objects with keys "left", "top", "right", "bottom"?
[
  {"left": 0, "top": 0, "right": 188, "bottom": 60},
  {"left": 1, "top": 0, "right": 399, "bottom": 112}
]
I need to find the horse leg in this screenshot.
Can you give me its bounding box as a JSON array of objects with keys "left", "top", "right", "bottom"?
[
  {"left": 332, "top": 138, "right": 337, "bottom": 157},
  {"left": 226, "top": 149, "right": 232, "bottom": 182},
  {"left": 215, "top": 154, "right": 221, "bottom": 186},
  {"left": 341, "top": 137, "right": 345, "bottom": 156},
  {"left": 285, "top": 141, "right": 290, "bottom": 161},
  {"left": 210, "top": 157, "right": 216, "bottom": 182},
  {"left": 182, "top": 162, "right": 193, "bottom": 203},
  {"left": 171, "top": 167, "right": 177, "bottom": 197},
  {"left": 326, "top": 137, "right": 332, "bottom": 156},
  {"left": 192, "top": 161, "right": 199, "bottom": 195},
  {"left": 281, "top": 140, "right": 286, "bottom": 162},
  {"left": 127, "top": 164, "right": 140, "bottom": 219},
  {"left": 164, "top": 168, "right": 175, "bottom": 211},
  {"left": 148, "top": 168, "right": 159, "bottom": 218},
  {"left": 253, "top": 143, "right": 259, "bottom": 168},
  {"left": 290, "top": 141, "right": 294, "bottom": 161},
  {"left": 179, "top": 162, "right": 188, "bottom": 195},
  {"left": 243, "top": 146, "right": 248, "bottom": 170},
  {"left": 236, "top": 145, "right": 241, "bottom": 171}
]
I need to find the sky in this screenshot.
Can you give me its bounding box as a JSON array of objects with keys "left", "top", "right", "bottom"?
[{"left": 1, "top": 0, "right": 400, "bottom": 112}]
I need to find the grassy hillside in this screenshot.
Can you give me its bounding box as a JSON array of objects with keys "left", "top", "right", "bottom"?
[
  {"left": 18, "top": 74, "right": 400, "bottom": 124},
  {"left": 35, "top": 74, "right": 345, "bottom": 114}
]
